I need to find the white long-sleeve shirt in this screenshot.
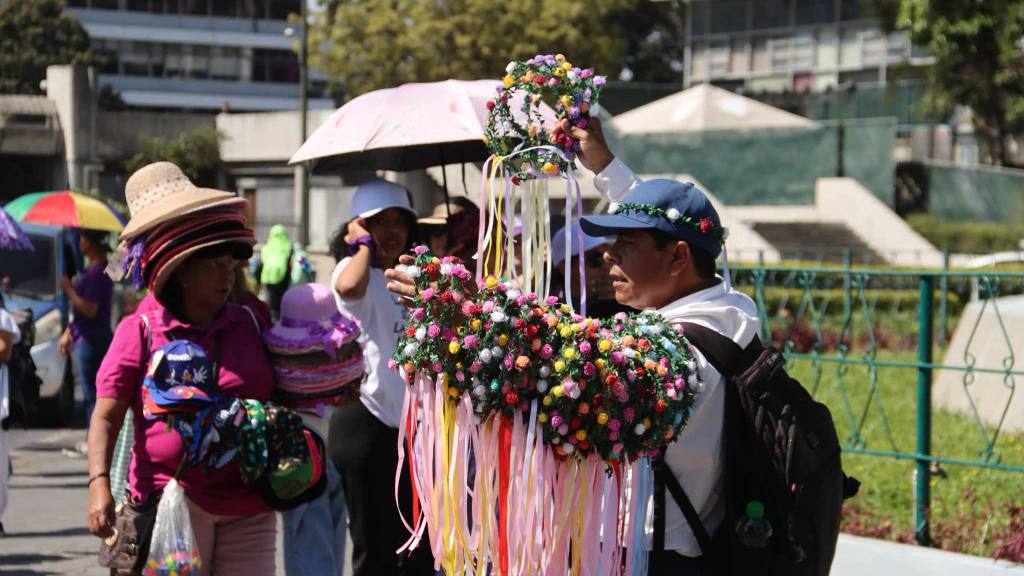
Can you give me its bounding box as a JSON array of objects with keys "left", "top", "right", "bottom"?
[{"left": 592, "top": 158, "right": 761, "bottom": 557}]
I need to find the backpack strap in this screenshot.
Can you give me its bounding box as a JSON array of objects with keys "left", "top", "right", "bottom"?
[
  {"left": 678, "top": 322, "right": 762, "bottom": 377},
  {"left": 652, "top": 457, "right": 715, "bottom": 556}
]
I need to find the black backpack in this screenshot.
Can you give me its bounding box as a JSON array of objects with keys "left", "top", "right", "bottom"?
[
  {"left": 652, "top": 323, "right": 860, "bottom": 576},
  {"left": 2, "top": 307, "right": 42, "bottom": 430}
]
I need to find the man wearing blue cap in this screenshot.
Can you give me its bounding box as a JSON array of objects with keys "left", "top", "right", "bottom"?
[{"left": 569, "top": 119, "right": 761, "bottom": 575}]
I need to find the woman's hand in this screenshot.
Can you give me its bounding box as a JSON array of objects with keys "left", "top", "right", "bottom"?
[
  {"left": 344, "top": 217, "right": 370, "bottom": 244},
  {"left": 88, "top": 479, "right": 116, "bottom": 539},
  {"left": 58, "top": 329, "right": 72, "bottom": 357},
  {"left": 384, "top": 254, "right": 419, "bottom": 305}
]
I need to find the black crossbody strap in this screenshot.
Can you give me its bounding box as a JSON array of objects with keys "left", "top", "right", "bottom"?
[
  {"left": 653, "top": 458, "right": 714, "bottom": 555},
  {"left": 678, "top": 322, "right": 761, "bottom": 377}
]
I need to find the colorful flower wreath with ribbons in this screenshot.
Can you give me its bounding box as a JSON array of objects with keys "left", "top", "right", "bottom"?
[
  {"left": 483, "top": 54, "right": 606, "bottom": 183},
  {"left": 608, "top": 201, "right": 730, "bottom": 244},
  {"left": 390, "top": 247, "right": 701, "bottom": 462},
  {"left": 538, "top": 311, "right": 699, "bottom": 461}
]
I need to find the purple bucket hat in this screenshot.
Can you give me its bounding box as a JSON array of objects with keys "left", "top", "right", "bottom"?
[{"left": 264, "top": 283, "right": 361, "bottom": 356}]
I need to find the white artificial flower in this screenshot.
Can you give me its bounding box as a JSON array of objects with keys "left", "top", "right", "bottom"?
[
  {"left": 491, "top": 310, "right": 507, "bottom": 323},
  {"left": 539, "top": 365, "right": 551, "bottom": 378},
  {"left": 492, "top": 346, "right": 504, "bottom": 359},
  {"left": 537, "top": 379, "right": 549, "bottom": 393},
  {"left": 608, "top": 202, "right": 620, "bottom": 214},
  {"left": 568, "top": 387, "right": 581, "bottom": 400},
  {"left": 474, "top": 385, "right": 487, "bottom": 398},
  {"left": 506, "top": 61, "right": 516, "bottom": 74},
  {"left": 406, "top": 266, "right": 421, "bottom": 279},
  {"left": 480, "top": 349, "right": 493, "bottom": 363},
  {"left": 506, "top": 288, "right": 521, "bottom": 300},
  {"left": 634, "top": 423, "right": 647, "bottom": 435},
  {"left": 440, "top": 263, "right": 453, "bottom": 276},
  {"left": 403, "top": 343, "right": 418, "bottom": 356},
  {"left": 666, "top": 208, "right": 681, "bottom": 222},
  {"left": 622, "top": 347, "right": 637, "bottom": 359},
  {"left": 567, "top": 70, "right": 578, "bottom": 81},
  {"left": 562, "top": 443, "right": 575, "bottom": 454},
  {"left": 415, "top": 327, "right": 426, "bottom": 341},
  {"left": 395, "top": 264, "right": 407, "bottom": 275}
]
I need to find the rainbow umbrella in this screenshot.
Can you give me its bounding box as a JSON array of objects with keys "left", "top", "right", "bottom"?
[
  {"left": 0, "top": 205, "right": 33, "bottom": 251},
  {"left": 6, "top": 191, "right": 125, "bottom": 233}
]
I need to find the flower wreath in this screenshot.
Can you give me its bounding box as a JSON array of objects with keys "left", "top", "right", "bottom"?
[
  {"left": 483, "top": 54, "right": 606, "bottom": 183},
  {"left": 609, "top": 201, "right": 730, "bottom": 244}
]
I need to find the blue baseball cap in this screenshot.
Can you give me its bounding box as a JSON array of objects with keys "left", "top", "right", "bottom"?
[
  {"left": 144, "top": 340, "right": 218, "bottom": 401},
  {"left": 350, "top": 180, "right": 417, "bottom": 220},
  {"left": 581, "top": 179, "right": 726, "bottom": 258},
  {"left": 551, "top": 222, "right": 609, "bottom": 266}
]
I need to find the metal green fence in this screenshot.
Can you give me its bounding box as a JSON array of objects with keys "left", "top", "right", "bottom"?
[{"left": 730, "top": 264, "right": 1024, "bottom": 546}]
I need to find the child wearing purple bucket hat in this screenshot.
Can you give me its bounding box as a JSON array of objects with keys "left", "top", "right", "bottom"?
[{"left": 264, "top": 282, "right": 364, "bottom": 576}]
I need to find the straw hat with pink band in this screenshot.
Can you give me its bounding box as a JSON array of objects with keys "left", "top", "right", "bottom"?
[
  {"left": 108, "top": 162, "right": 256, "bottom": 298},
  {"left": 264, "top": 283, "right": 365, "bottom": 409}
]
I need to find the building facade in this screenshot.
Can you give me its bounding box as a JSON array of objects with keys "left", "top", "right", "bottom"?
[
  {"left": 683, "top": 0, "right": 931, "bottom": 93},
  {"left": 64, "top": 0, "right": 333, "bottom": 111}
]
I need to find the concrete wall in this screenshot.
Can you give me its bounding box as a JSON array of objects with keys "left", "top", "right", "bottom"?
[
  {"left": 934, "top": 295, "right": 1024, "bottom": 433},
  {"left": 97, "top": 109, "right": 214, "bottom": 161},
  {"left": 218, "top": 109, "right": 334, "bottom": 163}
]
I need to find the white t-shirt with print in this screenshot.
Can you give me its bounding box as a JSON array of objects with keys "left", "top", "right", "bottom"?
[
  {"left": 330, "top": 258, "right": 409, "bottom": 429},
  {"left": 0, "top": 308, "right": 23, "bottom": 422}
]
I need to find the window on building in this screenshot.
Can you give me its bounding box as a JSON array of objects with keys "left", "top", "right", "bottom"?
[
  {"left": 165, "top": 45, "right": 184, "bottom": 78},
  {"left": 122, "top": 41, "right": 152, "bottom": 77},
  {"left": 690, "top": 44, "right": 708, "bottom": 79},
  {"left": 94, "top": 39, "right": 120, "bottom": 74},
  {"left": 185, "top": 45, "right": 211, "bottom": 79},
  {"left": 710, "top": 0, "right": 748, "bottom": 34},
  {"left": 752, "top": 0, "right": 790, "bottom": 30},
  {"left": 751, "top": 37, "right": 770, "bottom": 72},
  {"left": 768, "top": 37, "right": 792, "bottom": 71},
  {"left": 237, "top": 0, "right": 257, "bottom": 18},
  {"left": 690, "top": 0, "right": 709, "bottom": 36},
  {"left": 127, "top": 0, "right": 152, "bottom": 11},
  {"left": 840, "top": 0, "right": 872, "bottom": 21},
  {"left": 210, "top": 46, "right": 242, "bottom": 80},
  {"left": 65, "top": 0, "right": 88, "bottom": 7},
  {"left": 730, "top": 38, "right": 748, "bottom": 74},
  {"left": 150, "top": 43, "right": 165, "bottom": 77},
  {"left": 793, "top": 32, "right": 814, "bottom": 70},
  {"left": 859, "top": 30, "right": 884, "bottom": 65},
  {"left": 182, "top": 0, "right": 208, "bottom": 15},
  {"left": 210, "top": 0, "right": 237, "bottom": 17},
  {"left": 839, "top": 27, "right": 863, "bottom": 67},
  {"left": 795, "top": 0, "right": 834, "bottom": 25},
  {"left": 268, "top": 0, "right": 299, "bottom": 20},
  {"left": 708, "top": 40, "right": 730, "bottom": 77},
  {"left": 90, "top": 0, "right": 120, "bottom": 10},
  {"left": 252, "top": 49, "right": 299, "bottom": 83}
]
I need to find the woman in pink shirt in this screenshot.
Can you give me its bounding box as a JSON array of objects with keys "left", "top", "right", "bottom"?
[{"left": 86, "top": 162, "right": 277, "bottom": 575}]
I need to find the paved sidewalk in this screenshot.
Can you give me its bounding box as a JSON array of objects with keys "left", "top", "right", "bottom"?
[{"left": 833, "top": 534, "right": 1024, "bottom": 576}]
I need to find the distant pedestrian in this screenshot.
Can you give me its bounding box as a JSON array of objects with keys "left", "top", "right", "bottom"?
[{"left": 59, "top": 229, "right": 114, "bottom": 447}]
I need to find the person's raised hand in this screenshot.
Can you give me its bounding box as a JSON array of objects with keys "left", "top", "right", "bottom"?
[
  {"left": 384, "top": 254, "right": 418, "bottom": 306},
  {"left": 344, "top": 217, "right": 370, "bottom": 244},
  {"left": 551, "top": 116, "right": 615, "bottom": 174}
]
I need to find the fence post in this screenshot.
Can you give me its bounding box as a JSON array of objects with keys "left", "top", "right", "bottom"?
[
  {"left": 915, "top": 274, "right": 935, "bottom": 546},
  {"left": 939, "top": 251, "right": 949, "bottom": 345},
  {"left": 843, "top": 249, "right": 853, "bottom": 321}
]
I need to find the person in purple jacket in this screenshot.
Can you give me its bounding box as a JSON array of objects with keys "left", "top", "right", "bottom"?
[{"left": 59, "top": 229, "right": 114, "bottom": 443}]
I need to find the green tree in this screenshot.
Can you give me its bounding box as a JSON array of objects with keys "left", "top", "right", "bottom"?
[
  {"left": 309, "top": 0, "right": 636, "bottom": 97},
  {"left": 886, "top": 0, "right": 1024, "bottom": 166},
  {"left": 125, "top": 127, "right": 223, "bottom": 187},
  {"left": 0, "top": 0, "right": 95, "bottom": 94}
]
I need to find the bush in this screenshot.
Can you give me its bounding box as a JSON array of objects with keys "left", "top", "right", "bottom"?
[{"left": 907, "top": 214, "right": 1024, "bottom": 253}]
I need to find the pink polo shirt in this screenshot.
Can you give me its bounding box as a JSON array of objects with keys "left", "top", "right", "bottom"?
[{"left": 96, "top": 295, "right": 275, "bottom": 516}]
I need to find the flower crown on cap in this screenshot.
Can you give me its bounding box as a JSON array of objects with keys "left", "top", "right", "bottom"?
[{"left": 608, "top": 202, "right": 729, "bottom": 244}]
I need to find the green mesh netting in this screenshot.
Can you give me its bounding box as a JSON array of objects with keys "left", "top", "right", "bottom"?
[
  {"left": 609, "top": 119, "right": 896, "bottom": 206},
  {"left": 925, "top": 161, "right": 1024, "bottom": 224}
]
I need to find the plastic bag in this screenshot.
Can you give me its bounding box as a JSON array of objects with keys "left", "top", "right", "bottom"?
[{"left": 144, "top": 478, "right": 202, "bottom": 576}]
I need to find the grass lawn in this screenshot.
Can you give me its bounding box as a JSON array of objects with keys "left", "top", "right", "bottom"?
[{"left": 785, "top": 355, "right": 1024, "bottom": 559}]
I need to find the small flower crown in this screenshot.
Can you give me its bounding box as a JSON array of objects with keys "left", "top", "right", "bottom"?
[{"left": 608, "top": 202, "right": 729, "bottom": 243}]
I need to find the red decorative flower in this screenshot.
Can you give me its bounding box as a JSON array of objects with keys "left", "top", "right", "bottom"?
[
  {"left": 700, "top": 218, "right": 714, "bottom": 234},
  {"left": 406, "top": 326, "right": 416, "bottom": 338},
  {"left": 424, "top": 263, "right": 440, "bottom": 279},
  {"left": 440, "top": 291, "right": 454, "bottom": 304},
  {"left": 486, "top": 100, "right": 495, "bottom": 111},
  {"left": 505, "top": 392, "right": 519, "bottom": 405},
  {"left": 511, "top": 177, "right": 521, "bottom": 186},
  {"left": 570, "top": 417, "right": 582, "bottom": 429},
  {"left": 535, "top": 75, "right": 546, "bottom": 84},
  {"left": 655, "top": 399, "right": 667, "bottom": 413},
  {"left": 514, "top": 318, "right": 526, "bottom": 330}
]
